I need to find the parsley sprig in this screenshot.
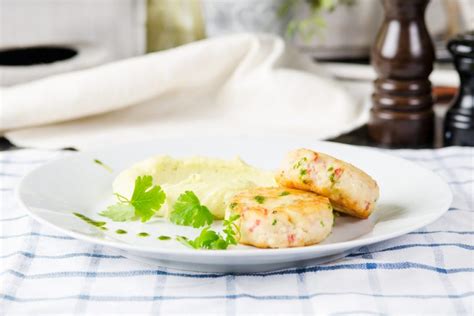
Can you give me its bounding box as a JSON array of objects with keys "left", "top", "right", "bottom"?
[
  {"left": 177, "top": 214, "right": 240, "bottom": 250},
  {"left": 100, "top": 175, "right": 166, "bottom": 222},
  {"left": 169, "top": 191, "right": 214, "bottom": 228}
]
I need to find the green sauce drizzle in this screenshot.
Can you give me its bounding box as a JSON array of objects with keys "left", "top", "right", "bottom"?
[
  {"left": 73, "top": 212, "right": 107, "bottom": 230},
  {"left": 93, "top": 159, "right": 113, "bottom": 173}
]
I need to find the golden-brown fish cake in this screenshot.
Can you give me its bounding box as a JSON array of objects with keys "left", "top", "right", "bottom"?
[
  {"left": 228, "top": 187, "right": 333, "bottom": 248},
  {"left": 275, "top": 148, "right": 379, "bottom": 219}
]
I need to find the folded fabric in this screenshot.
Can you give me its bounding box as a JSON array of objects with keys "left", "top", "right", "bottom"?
[{"left": 0, "top": 33, "right": 368, "bottom": 150}]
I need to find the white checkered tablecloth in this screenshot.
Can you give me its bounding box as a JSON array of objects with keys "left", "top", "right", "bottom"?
[{"left": 0, "top": 147, "right": 473, "bottom": 315}]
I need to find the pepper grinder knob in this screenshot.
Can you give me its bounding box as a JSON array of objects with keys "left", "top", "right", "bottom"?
[{"left": 444, "top": 31, "right": 474, "bottom": 146}]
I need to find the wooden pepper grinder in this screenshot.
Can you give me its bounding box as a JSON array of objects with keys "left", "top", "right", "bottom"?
[
  {"left": 368, "top": 0, "right": 435, "bottom": 147},
  {"left": 444, "top": 31, "right": 474, "bottom": 146}
]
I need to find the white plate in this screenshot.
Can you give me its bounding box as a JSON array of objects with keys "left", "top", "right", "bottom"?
[{"left": 17, "top": 137, "right": 452, "bottom": 272}]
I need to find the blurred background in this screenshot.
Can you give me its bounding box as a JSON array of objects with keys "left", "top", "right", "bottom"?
[{"left": 0, "top": 0, "right": 472, "bottom": 86}]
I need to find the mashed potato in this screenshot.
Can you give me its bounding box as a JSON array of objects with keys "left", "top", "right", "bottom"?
[{"left": 113, "top": 156, "right": 275, "bottom": 219}]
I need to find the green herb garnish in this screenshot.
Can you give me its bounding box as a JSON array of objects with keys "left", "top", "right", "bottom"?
[
  {"left": 293, "top": 157, "right": 307, "bottom": 169},
  {"left": 223, "top": 214, "right": 240, "bottom": 245},
  {"left": 115, "top": 229, "right": 127, "bottom": 234},
  {"left": 137, "top": 232, "right": 149, "bottom": 237},
  {"left": 100, "top": 204, "right": 135, "bottom": 222},
  {"left": 272, "top": 219, "right": 277, "bottom": 226},
  {"left": 158, "top": 235, "right": 171, "bottom": 240},
  {"left": 177, "top": 215, "right": 240, "bottom": 250},
  {"left": 169, "top": 191, "right": 214, "bottom": 228},
  {"left": 93, "top": 159, "right": 113, "bottom": 173},
  {"left": 229, "top": 202, "right": 238, "bottom": 209},
  {"left": 254, "top": 195, "right": 265, "bottom": 204},
  {"left": 279, "top": 191, "right": 290, "bottom": 196},
  {"left": 100, "top": 175, "right": 166, "bottom": 222},
  {"left": 73, "top": 212, "right": 107, "bottom": 230},
  {"left": 320, "top": 220, "right": 325, "bottom": 227}
]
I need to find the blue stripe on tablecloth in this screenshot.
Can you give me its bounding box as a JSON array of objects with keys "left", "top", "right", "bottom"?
[
  {"left": 359, "top": 246, "right": 387, "bottom": 313},
  {"left": 448, "top": 207, "right": 472, "bottom": 212},
  {"left": 150, "top": 267, "right": 168, "bottom": 314},
  {"left": 1, "top": 291, "right": 473, "bottom": 302},
  {"left": 74, "top": 245, "right": 104, "bottom": 314},
  {"left": 431, "top": 151, "right": 469, "bottom": 314},
  {"left": 0, "top": 251, "right": 124, "bottom": 259},
  {"left": 434, "top": 152, "right": 473, "bottom": 210},
  {"left": 225, "top": 274, "right": 237, "bottom": 316},
  {"left": 296, "top": 272, "right": 314, "bottom": 315},
  {"left": 1, "top": 220, "right": 41, "bottom": 313},
  {"left": 0, "top": 173, "right": 22, "bottom": 177},
  {"left": 2, "top": 262, "right": 473, "bottom": 279},
  {"left": 348, "top": 243, "right": 474, "bottom": 257},
  {"left": 448, "top": 180, "right": 474, "bottom": 185},
  {"left": 0, "top": 233, "right": 75, "bottom": 240},
  {"left": 409, "top": 230, "right": 474, "bottom": 235}
]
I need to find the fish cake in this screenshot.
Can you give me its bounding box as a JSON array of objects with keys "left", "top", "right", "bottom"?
[
  {"left": 228, "top": 187, "right": 333, "bottom": 248},
  {"left": 275, "top": 148, "right": 379, "bottom": 219}
]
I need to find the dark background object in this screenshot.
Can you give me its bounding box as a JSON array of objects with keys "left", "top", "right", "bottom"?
[
  {"left": 0, "top": 46, "right": 77, "bottom": 66},
  {"left": 443, "top": 31, "right": 474, "bottom": 147},
  {"left": 368, "top": 0, "right": 435, "bottom": 148}
]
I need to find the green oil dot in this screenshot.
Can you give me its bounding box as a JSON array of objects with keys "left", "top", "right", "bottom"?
[
  {"left": 137, "top": 232, "right": 150, "bottom": 237},
  {"left": 115, "top": 229, "right": 127, "bottom": 234}
]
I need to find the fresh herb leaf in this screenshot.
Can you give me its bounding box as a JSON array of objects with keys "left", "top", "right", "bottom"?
[
  {"left": 93, "top": 159, "right": 113, "bottom": 173},
  {"left": 279, "top": 191, "right": 290, "bottom": 196},
  {"left": 102, "top": 175, "right": 166, "bottom": 223},
  {"left": 189, "top": 227, "right": 228, "bottom": 249},
  {"left": 272, "top": 219, "right": 277, "bottom": 226},
  {"left": 73, "top": 212, "right": 107, "bottom": 230},
  {"left": 158, "top": 235, "right": 171, "bottom": 240},
  {"left": 223, "top": 214, "right": 240, "bottom": 246},
  {"left": 254, "top": 195, "right": 265, "bottom": 204},
  {"left": 178, "top": 215, "right": 240, "bottom": 250},
  {"left": 169, "top": 191, "right": 214, "bottom": 228},
  {"left": 130, "top": 175, "right": 166, "bottom": 222},
  {"left": 99, "top": 203, "right": 135, "bottom": 222}
]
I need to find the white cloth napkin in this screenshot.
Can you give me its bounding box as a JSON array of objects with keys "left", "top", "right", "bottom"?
[
  {"left": 1, "top": 146, "right": 472, "bottom": 314},
  {"left": 0, "top": 34, "right": 368, "bottom": 150}
]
